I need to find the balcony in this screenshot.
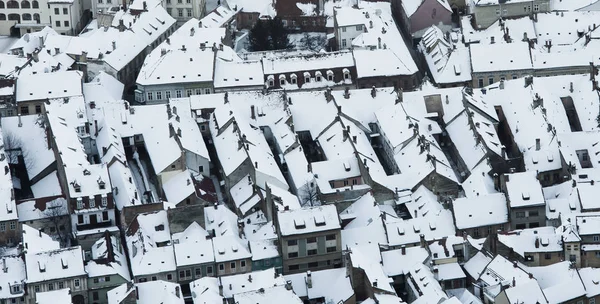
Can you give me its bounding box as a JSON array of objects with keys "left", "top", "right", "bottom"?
[{"left": 76, "top": 220, "right": 113, "bottom": 231}]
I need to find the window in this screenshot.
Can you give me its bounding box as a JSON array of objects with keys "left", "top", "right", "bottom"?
[
  {"left": 288, "top": 265, "right": 299, "bottom": 271},
  {"left": 488, "top": 77, "right": 494, "bottom": 85},
  {"left": 195, "top": 88, "right": 202, "bottom": 95},
  {"left": 151, "top": 276, "right": 157, "bottom": 281},
  {"left": 166, "top": 0, "right": 170, "bottom": 3},
  {"left": 288, "top": 252, "right": 298, "bottom": 258},
  {"left": 570, "top": 254, "right": 577, "bottom": 262},
  {"left": 280, "top": 78, "right": 286, "bottom": 86},
  {"left": 328, "top": 74, "right": 334, "bottom": 81},
  {"left": 287, "top": 240, "right": 297, "bottom": 246},
  {"left": 176, "top": 90, "right": 182, "bottom": 98},
  {"left": 32, "top": 0, "right": 38, "bottom": 7},
  {"left": 342, "top": 27, "right": 346, "bottom": 32},
  {"left": 534, "top": 4, "right": 539, "bottom": 11},
  {"left": 34, "top": 286, "right": 40, "bottom": 292},
  {"left": 305, "top": 75, "right": 310, "bottom": 83},
  {"left": 343, "top": 180, "right": 349, "bottom": 186},
  {"left": 325, "top": 234, "right": 336, "bottom": 241},
  {"left": 230, "top": 262, "right": 236, "bottom": 270},
  {"left": 146, "top": 91, "right": 153, "bottom": 101},
  {"left": 307, "top": 249, "right": 317, "bottom": 256},
  {"left": 0, "top": 223, "right": 5, "bottom": 231},
  {"left": 341, "top": 39, "right": 347, "bottom": 47},
  {"left": 54, "top": 7, "right": 59, "bottom": 14},
  {"left": 268, "top": 79, "right": 274, "bottom": 87},
  {"left": 356, "top": 25, "right": 362, "bottom": 31},
  {"left": 20, "top": 106, "right": 29, "bottom": 115},
  {"left": 316, "top": 75, "right": 321, "bottom": 82},
  {"left": 473, "top": 228, "right": 480, "bottom": 237},
  {"left": 165, "top": 91, "right": 171, "bottom": 99},
  {"left": 512, "top": 74, "right": 518, "bottom": 79},
  {"left": 590, "top": 299, "right": 596, "bottom": 304},
  {"left": 102, "top": 211, "right": 108, "bottom": 221},
  {"left": 63, "top": 7, "right": 67, "bottom": 14},
  {"left": 77, "top": 214, "right": 84, "bottom": 224},
  {"left": 156, "top": 91, "right": 162, "bottom": 100},
  {"left": 204, "top": 88, "right": 211, "bottom": 94},
  {"left": 58, "top": 282, "right": 64, "bottom": 289},
  {"left": 187, "top": 8, "right": 192, "bottom": 17},
  {"left": 528, "top": 211, "right": 539, "bottom": 217},
  {"left": 219, "top": 263, "right": 224, "bottom": 271},
  {"left": 495, "top": 8, "right": 500, "bottom": 16},
  {"left": 77, "top": 199, "right": 83, "bottom": 209},
  {"left": 241, "top": 260, "right": 246, "bottom": 268},
  {"left": 178, "top": 8, "right": 183, "bottom": 17},
  {"left": 544, "top": 253, "right": 551, "bottom": 260},
  {"left": 167, "top": 8, "right": 171, "bottom": 14},
  {"left": 307, "top": 237, "right": 316, "bottom": 243},
  {"left": 166, "top": 274, "right": 172, "bottom": 280},
  {"left": 186, "top": 89, "right": 192, "bottom": 97},
  {"left": 101, "top": 196, "right": 108, "bottom": 207},
  {"left": 594, "top": 236, "right": 600, "bottom": 242},
  {"left": 326, "top": 246, "right": 337, "bottom": 253},
  {"left": 291, "top": 76, "right": 297, "bottom": 84},
  {"left": 90, "top": 199, "right": 95, "bottom": 208},
  {"left": 35, "top": 105, "right": 41, "bottom": 114},
  {"left": 139, "top": 278, "right": 147, "bottom": 283},
  {"left": 48, "top": 283, "right": 54, "bottom": 291},
  {"left": 344, "top": 71, "right": 350, "bottom": 80},
  {"left": 207, "top": 266, "right": 213, "bottom": 274},
  {"left": 516, "top": 212, "right": 526, "bottom": 218},
  {"left": 477, "top": 78, "right": 484, "bottom": 87},
  {"left": 22, "top": 13, "right": 31, "bottom": 20},
  {"left": 74, "top": 279, "right": 80, "bottom": 288}
]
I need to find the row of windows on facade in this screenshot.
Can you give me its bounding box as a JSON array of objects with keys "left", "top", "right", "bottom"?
[
  {"left": 0, "top": 221, "right": 17, "bottom": 231},
  {"left": 268, "top": 71, "right": 350, "bottom": 87},
  {"left": 341, "top": 25, "right": 363, "bottom": 33},
  {"left": 77, "top": 211, "right": 110, "bottom": 224},
  {"left": 33, "top": 279, "right": 81, "bottom": 293},
  {"left": 0, "top": 0, "right": 39, "bottom": 9},
  {"left": 146, "top": 88, "right": 211, "bottom": 101},
  {"left": 76, "top": 197, "right": 108, "bottom": 209},
  {"left": 329, "top": 178, "right": 359, "bottom": 188},
  {"left": 478, "top": 74, "right": 519, "bottom": 87},
  {"left": 136, "top": 260, "right": 247, "bottom": 283},
  {"left": 0, "top": 12, "right": 39, "bottom": 21},
  {"left": 288, "top": 259, "right": 334, "bottom": 271},
  {"left": 286, "top": 234, "right": 337, "bottom": 258},
  {"left": 495, "top": 4, "right": 542, "bottom": 16},
  {"left": 166, "top": 7, "right": 192, "bottom": 17},
  {"left": 281, "top": 18, "right": 321, "bottom": 27}
]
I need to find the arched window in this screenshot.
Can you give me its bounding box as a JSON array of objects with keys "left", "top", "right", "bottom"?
[
  {"left": 8, "top": 13, "right": 20, "bottom": 21},
  {"left": 33, "top": 13, "right": 39, "bottom": 22},
  {"left": 303, "top": 71, "right": 311, "bottom": 83},
  {"left": 290, "top": 73, "right": 297, "bottom": 85},
  {"left": 31, "top": 0, "right": 38, "bottom": 8},
  {"left": 279, "top": 74, "right": 286, "bottom": 86},
  {"left": 0, "top": 1, "right": 5, "bottom": 8},
  {"left": 20, "top": 0, "right": 29, "bottom": 8},
  {"left": 6, "top": 1, "right": 18, "bottom": 8},
  {"left": 0, "top": 14, "right": 6, "bottom": 20},
  {"left": 22, "top": 13, "right": 31, "bottom": 20}
]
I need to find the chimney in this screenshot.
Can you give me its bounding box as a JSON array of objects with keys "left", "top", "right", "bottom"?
[
  {"left": 369, "top": 20, "right": 373, "bottom": 28},
  {"left": 535, "top": 138, "right": 541, "bottom": 151},
  {"left": 414, "top": 209, "right": 418, "bottom": 218},
  {"left": 344, "top": 87, "right": 350, "bottom": 99},
  {"left": 401, "top": 245, "right": 406, "bottom": 255},
  {"left": 17, "top": 114, "right": 22, "bottom": 127},
  {"left": 224, "top": 92, "right": 229, "bottom": 104},
  {"left": 419, "top": 234, "right": 426, "bottom": 248},
  {"left": 38, "top": 229, "right": 42, "bottom": 237},
  {"left": 513, "top": 261, "right": 518, "bottom": 268},
  {"left": 190, "top": 27, "right": 195, "bottom": 36},
  {"left": 285, "top": 280, "right": 293, "bottom": 290},
  {"left": 255, "top": 161, "right": 258, "bottom": 169},
  {"left": 218, "top": 284, "right": 223, "bottom": 296},
  {"left": 491, "top": 36, "right": 495, "bottom": 44},
  {"left": 570, "top": 82, "right": 574, "bottom": 93},
  {"left": 2, "top": 258, "right": 6, "bottom": 273},
  {"left": 529, "top": 273, "right": 533, "bottom": 279},
  {"left": 499, "top": 80, "right": 505, "bottom": 90},
  {"left": 377, "top": 37, "right": 382, "bottom": 49},
  {"left": 307, "top": 163, "right": 312, "bottom": 172},
  {"left": 143, "top": 0, "right": 147, "bottom": 10},
  {"left": 94, "top": 120, "right": 98, "bottom": 137},
  {"left": 307, "top": 271, "right": 313, "bottom": 288},
  {"left": 395, "top": 88, "right": 403, "bottom": 104},
  {"left": 512, "top": 277, "right": 516, "bottom": 287},
  {"left": 371, "top": 86, "right": 376, "bottom": 98},
  {"left": 535, "top": 237, "right": 540, "bottom": 248},
  {"left": 39, "top": 35, "right": 44, "bottom": 48},
  {"left": 352, "top": 135, "right": 357, "bottom": 143},
  {"left": 112, "top": 41, "right": 116, "bottom": 51},
  {"left": 119, "top": 19, "right": 125, "bottom": 32},
  {"left": 250, "top": 105, "right": 256, "bottom": 119},
  {"left": 523, "top": 32, "right": 528, "bottom": 41}
]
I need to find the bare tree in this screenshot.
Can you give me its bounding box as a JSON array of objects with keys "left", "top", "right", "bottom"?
[
  {"left": 43, "top": 200, "right": 70, "bottom": 247},
  {"left": 300, "top": 33, "right": 327, "bottom": 52},
  {"left": 299, "top": 179, "right": 319, "bottom": 207},
  {"left": 2, "top": 129, "right": 33, "bottom": 174}
]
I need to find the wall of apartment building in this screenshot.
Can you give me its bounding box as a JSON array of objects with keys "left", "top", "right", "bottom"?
[
  {"left": 135, "top": 271, "right": 177, "bottom": 283},
  {"left": 0, "top": 219, "right": 21, "bottom": 246},
  {"left": 509, "top": 206, "right": 545, "bottom": 230},
  {"left": 235, "top": 12, "right": 259, "bottom": 30},
  {"left": 564, "top": 240, "right": 582, "bottom": 267},
  {"left": 215, "top": 257, "right": 251, "bottom": 276},
  {"left": 356, "top": 74, "right": 418, "bottom": 91},
  {"left": 27, "top": 276, "right": 88, "bottom": 304},
  {"left": 281, "top": 15, "right": 327, "bottom": 32},
  {"left": 522, "top": 250, "right": 562, "bottom": 266},
  {"left": 136, "top": 81, "right": 214, "bottom": 105},
  {"left": 533, "top": 65, "right": 590, "bottom": 78},
  {"left": 252, "top": 256, "right": 283, "bottom": 273},
  {"left": 458, "top": 223, "right": 508, "bottom": 239},
  {"left": 472, "top": 0, "right": 549, "bottom": 29},
  {"left": 472, "top": 69, "right": 533, "bottom": 88},
  {"left": 48, "top": 1, "right": 84, "bottom": 35},
  {"left": 583, "top": 250, "right": 600, "bottom": 267},
  {"left": 16, "top": 100, "right": 44, "bottom": 116},
  {"left": 165, "top": 0, "right": 205, "bottom": 24},
  {"left": 87, "top": 273, "right": 128, "bottom": 304},
  {"left": 176, "top": 263, "right": 215, "bottom": 283},
  {"left": 335, "top": 23, "right": 365, "bottom": 51},
  {"left": 280, "top": 229, "right": 343, "bottom": 274}
]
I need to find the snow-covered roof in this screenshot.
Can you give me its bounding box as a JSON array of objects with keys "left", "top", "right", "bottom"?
[
  {"left": 403, "top": 0, "right": 451, "bottom": 18},
  {"left": 499, "top": 227, "right": 563, "bottom": 258},
  {"left": 479, "top": 255, "right": 534, "bottom": 289},
  {"left": 86, "top": 235, "right": 131, "bottom": 280},
  {"left": 277, "top": 205, "right": 340, "bottom": 236},
  {"left": 25, "top": 246, "right": 85, "bottom": 283},
  {"left": 136, "top": 280, "right": 185, "bottom": 304},
  {"left": 385, "top": 209, "right": 456, "bottom": 247},
  {"left": 353, "top": 49, "right": 416, "bottom": 77},
  {"left": 36, "top": 289, "right": 72, "bottom": 304},
  {"left": 579, "top": 268, "right": 600, "bottom": 298},
  {"left": 381, "top": 246, "right": 429, "bottom": 276},
  {"left": 173, "top": 222, "right": 215, "bottom": 267},
  {"left": 162, "top": 170, "right": 196, "bottom": 205},
  {"left": 419, "top": 26, "right": 472, "bottom": 85},
  {"left": 212, "top": 235, "right": 252, "bottom": 263},
  {"left": 0, "top": 256, "right": 25, "bottom": 300},
  {"left": 0, "top": 128, "right": 17, "bottom": 223},
  {"left": 190, "top": 277, "right": 223, "bottom": 304},
  {"left": 349, "top": 245, "right": 395, "bottom": 294},
  {"left": 234, "top": 285, "right": 303, "bottom": 304},
  {"left": 470, "top": 42, "right": 532, "bottom": 73},
  {"left": 220, "top": 268, "right": 285, "bottom": 298},
  {"left": 285, "top": 268, "right": 354, "bottom": 303},
  {"left": 214, "top": 59, "right": 264, "bottom": 89},
  {"left": 200, "top": 6, "right": 236, "bottom": 28},
  {"left": 16, "top": 198, "right": 67, "bottom": 222},
  {"left": 22, "top": 224, "right": 59, "bottom": 254},
  {"left": 126, "top": 210, "right": 176, "bottom": 277},
  {"left": 529, "top": 261, "right": 586, "bottom": 304},
  {"left": 15, "top": 70, "right": 82, "bottom": 102},
  {"left": 463, "top": 251, "right": 492, "bottom": 280},
  {"left": 504, "top": 171, "right": 545, "bottom": 208},
  {"left": 249, "top": 239, "right": 279, "bottom": 261},
  {"left": 453, "top": 193, "right": 508, "bottom": 229},
  {"left": 576, "top": 215, "right": 600, "bottom": 235},
  {"left": 436, "top": 262, "right": 466, "bottom": 281},
  {"left": 226, "top": 0, "right": 276, "bottom": 16},
  {"left": 503, "top": 280, "right": 547, "bottom": 304},
  {"left": 262, "top": 51, "right": 354, "bottom": 75}
]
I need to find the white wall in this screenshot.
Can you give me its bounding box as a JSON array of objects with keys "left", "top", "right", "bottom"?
[{"left": 336, "top": 24, "right": 364, "bottom": 49}]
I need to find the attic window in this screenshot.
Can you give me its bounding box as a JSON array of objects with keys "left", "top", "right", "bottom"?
[
  {"left": 98, "top": 178, "right": 106, "bottom": 189},
  {"left": 314, "top": 215, "right": 326, "bottom": 227},
  {"left": 294, "top": 219, "right": 306, "bottom": 229},
  {"left": 429, "top": 222, "right": 436, "bottom": 231},
  {"left": 61, "top": 258, "right": 68, "bottom": 269},
  {"left": 232, "top": 245, "right": 238, "bottom": 252},
  {"left": 413, "top": 225, "right": 420, "bottom": 233},
  {"left": 155, "top": 224, "right": 165, "bottom": 231},
  {"left": 218, "top": 248, "right": 225, "bottom": 255},
  {"left": 83, "top": 169, "right": 91, "bottom": 176},
  {"left": 522, "top": 192, "right": 530, "bottom": 200},
  {"left": 397, "top": 227, "right": 405, "bottom": 235},
  {"left": 343, "top": 161, "right": 351, "bottom": 172},
  {"left": 38, "top": 261, "right": 46, "bottom": 273}
]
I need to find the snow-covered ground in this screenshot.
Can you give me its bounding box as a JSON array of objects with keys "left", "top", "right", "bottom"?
[
  {"left": 0, "top": 36, "right": 17, "bottom": 54},
  {"left": 288, "top": 33, "right": 328, "bottom": 51}
]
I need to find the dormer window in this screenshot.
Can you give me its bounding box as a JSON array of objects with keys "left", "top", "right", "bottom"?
[
  {"left": 83, "top": 169, "right": 90, "bottom": 176},
  {"left": 98, "top": 178, "right": 106, "bottom": 190},
  {"left": 267, "top": 75, "right": 274, "bottom": 87},
  {"left": 304, "top": 72, "right": 311, "bottom": 83},
  {"left": 315, "top": 71, "right": 322, "bottom": 82},
  {"left": 343, "top": 68, "right": 350, "bottom": 80},
  {"left": 73, "top": 181, "right": 81, "bottom": 193},
  {"left": 327, "top": 70, "right": 334, "bottom": 81},
  {"left": 155, "top": 224, "right": 164, "bottom": 231},
  {"left": 76, "top": 198, "right": 83, "bottom": 209},
  {"left": 294, "top": 219, "right": 306, "bottom": 229},
  {"left": 279, "top": 74, "right": 286, "bottom": 86}
]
